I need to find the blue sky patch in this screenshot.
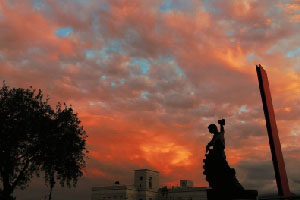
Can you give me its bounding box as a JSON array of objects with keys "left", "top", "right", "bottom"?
[
  {"left": 175, "top": 65, "right": 184, "bottom": 76},
  {"left": 86, "top": 50, "right": 97, "bottom": 59},
  {"left": 226, "top": 30, "right": 235, "bottom": 36},
  {"left": 200, "top": 0, "right": 220, "bottom": 14},
  {"left": 141, "top": 91, "right": 149, "bottom": 99},
  {"left": 286, "top": 47, "right": 300, "bottom": 58},
  {"left": 119, "top": 78, "right": 125, "bottom": 84},
  {"left": 160, "top": 55, "right": 185, "bottom": 76},
  {"left": 266, "top": 44, "right": 282, "bottom": 54},
  {"left": 85, "top": 49, "right": 107, "bottom": 59},
  {"left": 130, "top": 57, "right": 150, "bottom": 74},
  {"left": 33, "top": 0, "right": 42, "bottom": 10},
  {"left": 88, "top": 40, "right": 122, "bottom": 60},
  {"left": 246, "top": 53, "right": 256, "bottom": 61},
  {"left": 103, "top": 40, "right": 122, "bottom": 54},
  {"left": 56, "top": 27, "right": 73, "bottom": 37},
  {"left": 111, "top": 82, "right": 116, "bottom": 87},
  {"left": 159, "top": 1, "right": 194, "bottom": 12},
  {"left": 99, "top": 1, "right": 110, "bottom": 11},
  {"left": 239, "top": 105, "right": 247, "bottom": 112},
  {"left": 85, "top": 41, "right": 123, "bottom": 61}
]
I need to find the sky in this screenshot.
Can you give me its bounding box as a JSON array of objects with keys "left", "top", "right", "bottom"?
[{"left": 1, "top": 0, "right": 300, "bottom": 199}]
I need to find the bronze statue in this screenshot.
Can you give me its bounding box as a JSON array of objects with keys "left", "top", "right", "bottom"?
[{"left": 203, "top": 119, "right": 257, "bottom": 200}]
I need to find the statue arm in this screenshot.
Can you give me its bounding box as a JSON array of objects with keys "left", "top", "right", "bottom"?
[{"left": 220, "top": 124, "right": 225, "bottom": 134}]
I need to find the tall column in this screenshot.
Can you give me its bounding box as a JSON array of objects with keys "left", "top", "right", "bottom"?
[{"left": 256, "top": 64, "right": 290, "bottom": 196}]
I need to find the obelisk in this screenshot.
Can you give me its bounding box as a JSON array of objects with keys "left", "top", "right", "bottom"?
[{"left": 256, "top": 64, "right": 290, "bottom": 197}]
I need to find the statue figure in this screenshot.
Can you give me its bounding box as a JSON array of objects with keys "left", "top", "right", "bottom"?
[
  {"left": 206, "top": 119, "right": 226, "bottom": 160},
  {"left": 203, "top": 119, "right": 257, "bottom": 199}
]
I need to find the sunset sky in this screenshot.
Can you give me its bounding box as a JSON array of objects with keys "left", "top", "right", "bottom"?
[{"left": 1, "top": 0, "right": 300, "bottom": 199}]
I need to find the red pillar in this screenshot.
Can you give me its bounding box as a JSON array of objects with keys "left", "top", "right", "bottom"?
[{"left": 256, "top": 64, "right": 290, "bottom": 196}]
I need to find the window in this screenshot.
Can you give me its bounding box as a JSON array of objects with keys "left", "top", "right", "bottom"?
[
  {"left": 149, "top": 177, "right": 152, "bottom": 189},
  {"left": 140, "top": 176, "right": 143, "bottom": 180}
]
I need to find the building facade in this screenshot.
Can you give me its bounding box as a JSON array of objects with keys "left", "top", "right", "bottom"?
[
  {"left": 158, "top": 186, "right": 207, "bottom": 200},
  {"left": 91, "top": 169, "right": 208, "bottom": 200}
]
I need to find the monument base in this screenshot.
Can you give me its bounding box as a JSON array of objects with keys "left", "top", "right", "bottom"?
[{"left": 207, "top": 189, "right": 258, "bottom": 200}]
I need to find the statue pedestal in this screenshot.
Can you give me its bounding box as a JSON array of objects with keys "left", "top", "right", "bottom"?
[
  {"left": 203, "top": 149, "right": 258, "bottom": 200},
  {"left": 207, "top": 189, "right": 258, "bottom": 200}
]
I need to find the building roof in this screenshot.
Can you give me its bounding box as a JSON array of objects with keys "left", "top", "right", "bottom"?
[
  {"left": 92, "top": 185, "right": 136, "bottom": 191},
  {"left": 158, "top": 187, "right": 208, "bottom": 193},
  {"left": 134, "top": 169, "right": 159, "bottom": 173}
]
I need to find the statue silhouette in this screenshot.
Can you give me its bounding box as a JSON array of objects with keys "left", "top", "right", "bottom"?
[
  {"left": 206, "top": 119, "right": 226, "bottom": 160},
  {"left": 203, "top": 119, "right": 257, "bottom": 200}
]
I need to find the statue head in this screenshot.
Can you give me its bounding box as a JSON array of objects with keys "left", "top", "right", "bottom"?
[{"left": 208, "top": 124, "right": 218, "bottom": 134}]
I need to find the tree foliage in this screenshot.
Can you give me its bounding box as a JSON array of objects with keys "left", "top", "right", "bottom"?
[{"left": 0, "top": 82, "right": 88, "bottom": 200}]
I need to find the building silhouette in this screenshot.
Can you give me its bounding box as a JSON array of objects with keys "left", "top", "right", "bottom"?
[{"left": 91, "top": 169, "right": 207, "bottom": 200}]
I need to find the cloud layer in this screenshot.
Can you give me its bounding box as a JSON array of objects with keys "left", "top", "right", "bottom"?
[{"left": 1, "top": 0, "right": 300, "bottom": 199}]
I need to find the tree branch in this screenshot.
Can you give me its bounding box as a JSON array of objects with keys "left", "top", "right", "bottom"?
[{"left": 11, "top": 158, "right": 31, "bottom": 190}]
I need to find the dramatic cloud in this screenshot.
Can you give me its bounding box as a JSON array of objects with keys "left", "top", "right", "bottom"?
[{"left": 1, "top": 0, "right": 300, "bottom": 199}]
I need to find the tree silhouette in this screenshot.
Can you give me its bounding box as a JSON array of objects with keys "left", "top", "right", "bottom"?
[{"left": 0, "top": 82, "right": 88, "bottom": 200}]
